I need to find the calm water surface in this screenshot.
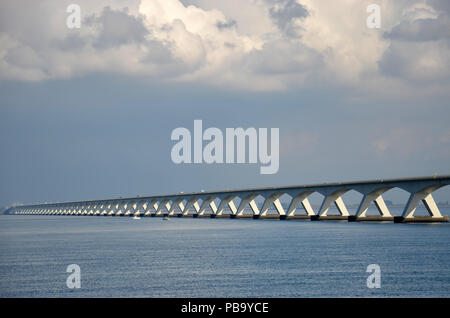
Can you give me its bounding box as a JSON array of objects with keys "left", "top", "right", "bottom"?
[{"left": 1, "top": 214, "right": 449, "bottom": 297}]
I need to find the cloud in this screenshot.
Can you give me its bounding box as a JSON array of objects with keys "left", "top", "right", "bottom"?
[
  {"left": 87, "top": 6, "right": 149, "bottom": 49},
  {"left": 216, "top": 19, "right": 237, "bottom": 31},
  {"left": 427, "top": 0, "right": 450, "bottom": 14},
  {"left": 268, "top": 0, "right": 309, "bottom": 36},
  {"left": 378, "top": 40, "right": 450, "bottom": 82},
  {"left": 384, "top": 15, "right": 450, "bottom": 42},
  {"left": 0, "top": 0, "right": 449, "bottom": 96},
  {"left": 379, "top": 1, "right": 450, "bottom": 82}
]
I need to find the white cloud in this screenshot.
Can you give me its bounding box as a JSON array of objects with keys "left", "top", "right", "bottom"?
[{"left": 0, "top": 0, "right": 449, "bottom": 95}]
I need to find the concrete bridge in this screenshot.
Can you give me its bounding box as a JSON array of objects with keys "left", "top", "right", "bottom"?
[{"left": 8, "top": 175, "right": 450, "bottom": 223}]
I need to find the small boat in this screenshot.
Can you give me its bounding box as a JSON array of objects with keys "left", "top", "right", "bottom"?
[
  {"left": 133, "top": 215, "right": 141, "bottom": 220},
  {"left": 163, "top": 216, "right": 170, "bottom": 221}
]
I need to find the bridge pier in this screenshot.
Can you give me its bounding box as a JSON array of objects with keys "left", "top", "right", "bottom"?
[
  {"left": 232, "top": 214, "right": 254, "bottom": 219},
  {"left": 348, "top": 215, "right": 394, "bottom": 222},
  {"left": 253, "top": 214, "right": 280, "bottom": 219},
  {"left": 283, "top": 215, "right": 311, "bottom": 220},
  {"left": 394, "top": 216, "right": 449, "bottom": 223},
  {"left": 264, "top": 214, "right": 282, "bottom": 219},
  {"left": 311, "top": 215, "right": 349, "bottom": 221},
  {"left": 214, "top": 214, "right": 231, "bottom": 218}
]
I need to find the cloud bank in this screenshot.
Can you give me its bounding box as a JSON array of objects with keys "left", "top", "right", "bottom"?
[{"left": 0, "top": 0, "right": 449, "bottom": 95}]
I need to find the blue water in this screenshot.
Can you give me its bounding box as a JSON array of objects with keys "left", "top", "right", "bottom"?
[{"left": 1, "top": 214, "right": 450, "bottom": 297}]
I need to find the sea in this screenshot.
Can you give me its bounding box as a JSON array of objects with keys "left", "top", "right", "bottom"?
[{"left": 1, "top": 208, "right": 449, "bottom": 297}]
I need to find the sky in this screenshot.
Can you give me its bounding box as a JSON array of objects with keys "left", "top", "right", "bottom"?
[{"left": 1, "top": 0, "right": 450, "bottom": 207}]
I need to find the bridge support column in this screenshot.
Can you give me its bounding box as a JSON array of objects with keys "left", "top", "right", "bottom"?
[
  {"left": 108, "top": 202, "right": 119, "bottom": 216},
  {"left": 143, "top": 200, "right": 158, "bottom": 217},
  {"left": 155, "top": 200, "right": 171, "bottom": 217},
  {"left": 182, "top": 197, "right": 200, "bottom": 217},
  {"left": 114, "top": 202, "right": 127, "bottom": 217},
  {"left": 214, "top": 195, "right": 236, "bottom": 218},
  {"left": 286, "top": 192, "right": 315, "bottom": 220},
  {"left": 349, "top": 189, "right": 394, "bottom": 222},
  {"left": 394, "top": 190, "right": 448, "bottom": 223},
  {"left": 94, "top": 204, "right": 102, "bottom": 216},
  {"left": 124, "top": 201, "right": 135, "bottom": 217},
  {"left": 312, "top": 190, "right": 350, "bottom": 221},
  {"left": 197, "top": 196, "right": 216, "bottom": 218},
  {"left": 101, "top": 203, "right": 110, "bottom": 216},
  {"left": 175, "top": 200, "right": 185, "bottom": 218},
  {"left": 137, "top": 201, "right": 147, "bottom": 217},
  {"left": 235, "top": 194, "right": 259, "bottom": 218},
  {"left": 134, "top": 201, "right": 149, "bottom": 217},
  {"left": 168, "top": 198, "right": 184, "bottom": 216},
  {"left": 129, "top": 201, "right": 140, "bottom": 217},
  {"left": 255, "top": 193, "right": 286, "bottom": 219}
]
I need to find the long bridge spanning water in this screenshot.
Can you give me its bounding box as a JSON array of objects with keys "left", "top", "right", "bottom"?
[{"left": 8, "top": 175, "right": 450, "bottom": 223}]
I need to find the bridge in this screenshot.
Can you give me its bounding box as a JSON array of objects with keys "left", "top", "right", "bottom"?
[{"left": 7, "top": 175, "right": 450, "bottom": 223}]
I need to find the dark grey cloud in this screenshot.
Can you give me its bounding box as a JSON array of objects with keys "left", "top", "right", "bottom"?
[
  {"left": 140, "top": 40, "right": 175, "bottom": 65},
  {"left": 224, "top": 42, "right": 236, "bottom": 49},
  {"left": 378, "top": 40, "right": 450, "bottom": 82},
  {"left": 268, "top": 0, "right": 309, "bottom": 35},
  {"left": 86, "top": 6, "right": 149, "bottom": 49},
  {"left": 179, "top": 0, "right": 196, "bottom": 6},
  {"left": 384, "top": 16, "right": 450, "bottom": 42},
  {"left": 380, "top": 2, "right": 450, "bottom": 80},
  {"left": 216, "top": 19, "right": 237, "bottom": 30},
  {"left": 428, "top": 0, "right": 450, "bottom": 14},
  {"left": 138, "top": 40, "right": 193, "bottom": 78},
  {"left": 54, "top": 34, "right": 87, "bottom": 51},
  {"left": 377, "top": 43, "right": 410, "bottom": 78}
]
